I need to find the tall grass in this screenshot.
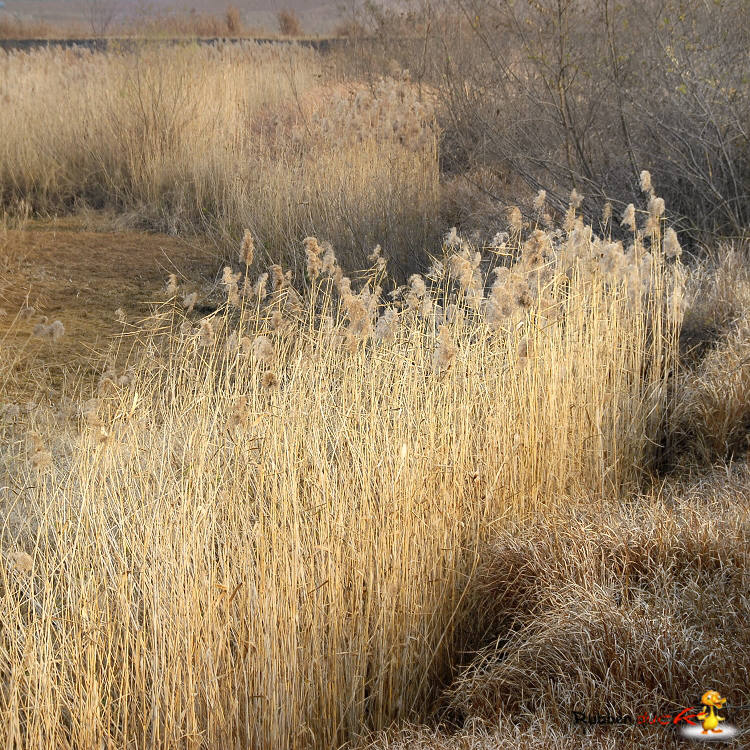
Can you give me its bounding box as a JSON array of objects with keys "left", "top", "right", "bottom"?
[
  {"left": 0, "top": 44, "right": 439, "bottom": 274},
  {"left": 367, "top": 462, "right": 750, "bottom": 750},
  {"left": 0, "top": 199, "right": 682, "bottom": 748}
]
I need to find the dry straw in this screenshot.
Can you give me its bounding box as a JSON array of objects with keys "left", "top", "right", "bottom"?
[
  {"left": 0, "top": 45, "right": 440, "bottom": 274},
  {"left": 0, "top": 191, "right": 686, "bottom": 749}
]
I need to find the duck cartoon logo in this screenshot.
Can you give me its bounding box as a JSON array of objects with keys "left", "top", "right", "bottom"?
[{"left": 679, "top": 690, "right": 738, "bottom": 742}]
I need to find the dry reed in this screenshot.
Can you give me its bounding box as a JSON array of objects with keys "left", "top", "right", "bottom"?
[
  {"left": 0, "top": 202, "right": 685, "bottom": 748},
  {"left": 0, "top": 44, "right": 439, "bottom": 275}
]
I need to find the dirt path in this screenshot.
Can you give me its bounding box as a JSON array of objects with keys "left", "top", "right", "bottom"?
[{"left": 1, "top": 220, "right": 215, "bottom": 400}]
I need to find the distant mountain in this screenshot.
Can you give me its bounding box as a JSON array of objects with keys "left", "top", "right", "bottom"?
[{"left": 1, "top": 0, "right": 363, "bottom": 33}]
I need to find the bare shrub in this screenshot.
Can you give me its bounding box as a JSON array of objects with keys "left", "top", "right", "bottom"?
[
  {"left": 85, "top": 0, "right": 119, "bottom": 35},
  {"left": 351, "top": 0, "right": 749, "bottom": 239},
  {"left": 277, "top": 9, "right": 302, "bottom": 37},
  {"left": 332, "top": 18, "right": 367, "bottom": 39},
  {"left": 225, "top": 5, "right": 242, "bottom": 35}
]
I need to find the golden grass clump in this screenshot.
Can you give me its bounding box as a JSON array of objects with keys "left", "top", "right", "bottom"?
[
  {"left": 364, "top": 468, "right": 750, "bottom": 750},
  {"left": 0, "top": 196, "right": 689, "bottom": 748},
  {"left": 654, "top": 243, "right": 750, "bottom": 467},
  {"left": 434, "top": 464, "right": 750, "bottom": 729}
]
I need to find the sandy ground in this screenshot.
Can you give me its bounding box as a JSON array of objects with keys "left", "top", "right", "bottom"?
[{"left": 0, "top": 219, "right": 215, "bottom": 400}]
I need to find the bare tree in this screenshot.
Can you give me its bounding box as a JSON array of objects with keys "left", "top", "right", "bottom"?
[{"left": 86, "top": 0, "right": 119, "bottom": 36}]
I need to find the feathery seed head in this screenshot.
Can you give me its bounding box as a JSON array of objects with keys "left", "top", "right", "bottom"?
[
  {"left": 533, "top": 189, "right": 547, "bottom": 212},
  {"left": 303, "top": 237, "right": 323, "bottom": 280},
  {"left": 252, "top": 335, "right": 274, "bottom": 364},
  {"left": 490, "top": 232, "right": 510, "bottom": 254},
  {"left": 117, "top": 368, "right": 133, "bottom": 387},
  {"left": 222, "top": 266, "right": 241, "bottom": 287},
  {"left": 226, "top": 395, "right": 249, "bottom": 430},
  {"left": 563, "top": 205, "right": 577, "bottom": 233},
  {"left": 374, "top": 307, "right": 399, "bottom": 343},
  {"left": 448, "top": 250, "right": 476, "bottom": 291},
  {"left": 648, "top": 195, "right": 665, "bottom": 219},
  {"left": 426, "top": 258, "right": 445, "bottom": 281},
  {"left": 337, "top": 275, "right": 352, "bottom": 298},
  {"left": 222, "top": 266, "right": 242, "bottom": 307},
  {"left": 621, "top": 204, "right": 636, "bottom": 232},
  {"left": 240, "top": 230, "right": 255, "bottom": 267},
  {"left": 645, "top": 195, "right": 665, "bottom": 235},
  {"left": 197, "top": 318, "right": 215, "bottom": 348},
  {"left": 444, "top": 226, "right": 460, "bottom": 249},
  {"left": 420, "top": 295, "right": 435, "bottom": 319},
  {"left": 226, "top": 330, "right": 238, "bottom": 353},
  {"left": 33, "top": 319, "right": 65, "bottom": 341},
  {"left": 261, "top": 371, "right": 279, "bottom": 389},
  {"left": 639, "top": 170, "right": 653, "bottom": 195},
  {"left": 432, "top": 325, "right": 457, "bottom": 372},
  {"left": 10, "top": 550, "right": 33, "bottom": 574},
  {"left": 252, "top": 273, "right": 268, "bottom": 300},
  {"left": 521, "top": 229, "right": 551, "bottom": 268},
  {"left": 664, "top": 227, "right": 682, "bottom": 259},
  {"left": 269, "top": 265, "right": 286, "bottom": 292},
  {"left": 316, "top": 242, "right": 336, "bottom": 277},
  {"left": 32, "top": 317, "right": 49, "bottom": 337},
  {"left": 508, "top": 206, "right": 523, "bottom": 233},
  {"left": 408, "top": 274, "right": 426, "bottom": 298},
  {"left": 269, "top": 309, "right": 286, "bottom": 332}
]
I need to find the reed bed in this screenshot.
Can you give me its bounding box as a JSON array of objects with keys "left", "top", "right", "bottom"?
[
  {"left": 0, "top": 44, "right": 439, "bottom": 274},
  {"left": 0, "top": 189, "right": 684, "bottom": 748}
]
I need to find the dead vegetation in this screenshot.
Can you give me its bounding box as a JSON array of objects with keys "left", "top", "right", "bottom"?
[
  {"left": 362, "top": 462, "right": 750, "bottom": 750},
  {"left": 0, "top": 45, "right": 438, "bottom": 276},
  {"left": 0, "top": 19, "right": 749, "bottom": 750}
]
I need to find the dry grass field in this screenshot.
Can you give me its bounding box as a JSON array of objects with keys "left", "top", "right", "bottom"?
[
  {"left": 1, "top": 27, "right": 749, "bottom": 750},
  {"left": 0, "top": 44, "right": 439, "bottom": 275}
]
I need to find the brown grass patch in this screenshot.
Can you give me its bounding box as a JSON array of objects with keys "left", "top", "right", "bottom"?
[{"left": 0, "top": 220, "right": 210, "bottom": 398}]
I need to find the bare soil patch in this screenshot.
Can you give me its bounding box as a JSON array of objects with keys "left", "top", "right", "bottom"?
[{"left": 1, "top": 220, "right": 213, "bottom": 398}]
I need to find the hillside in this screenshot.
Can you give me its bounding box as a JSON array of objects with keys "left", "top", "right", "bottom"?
[{"left": 1, "top": 0, "right": 351, "bottom": 33}]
